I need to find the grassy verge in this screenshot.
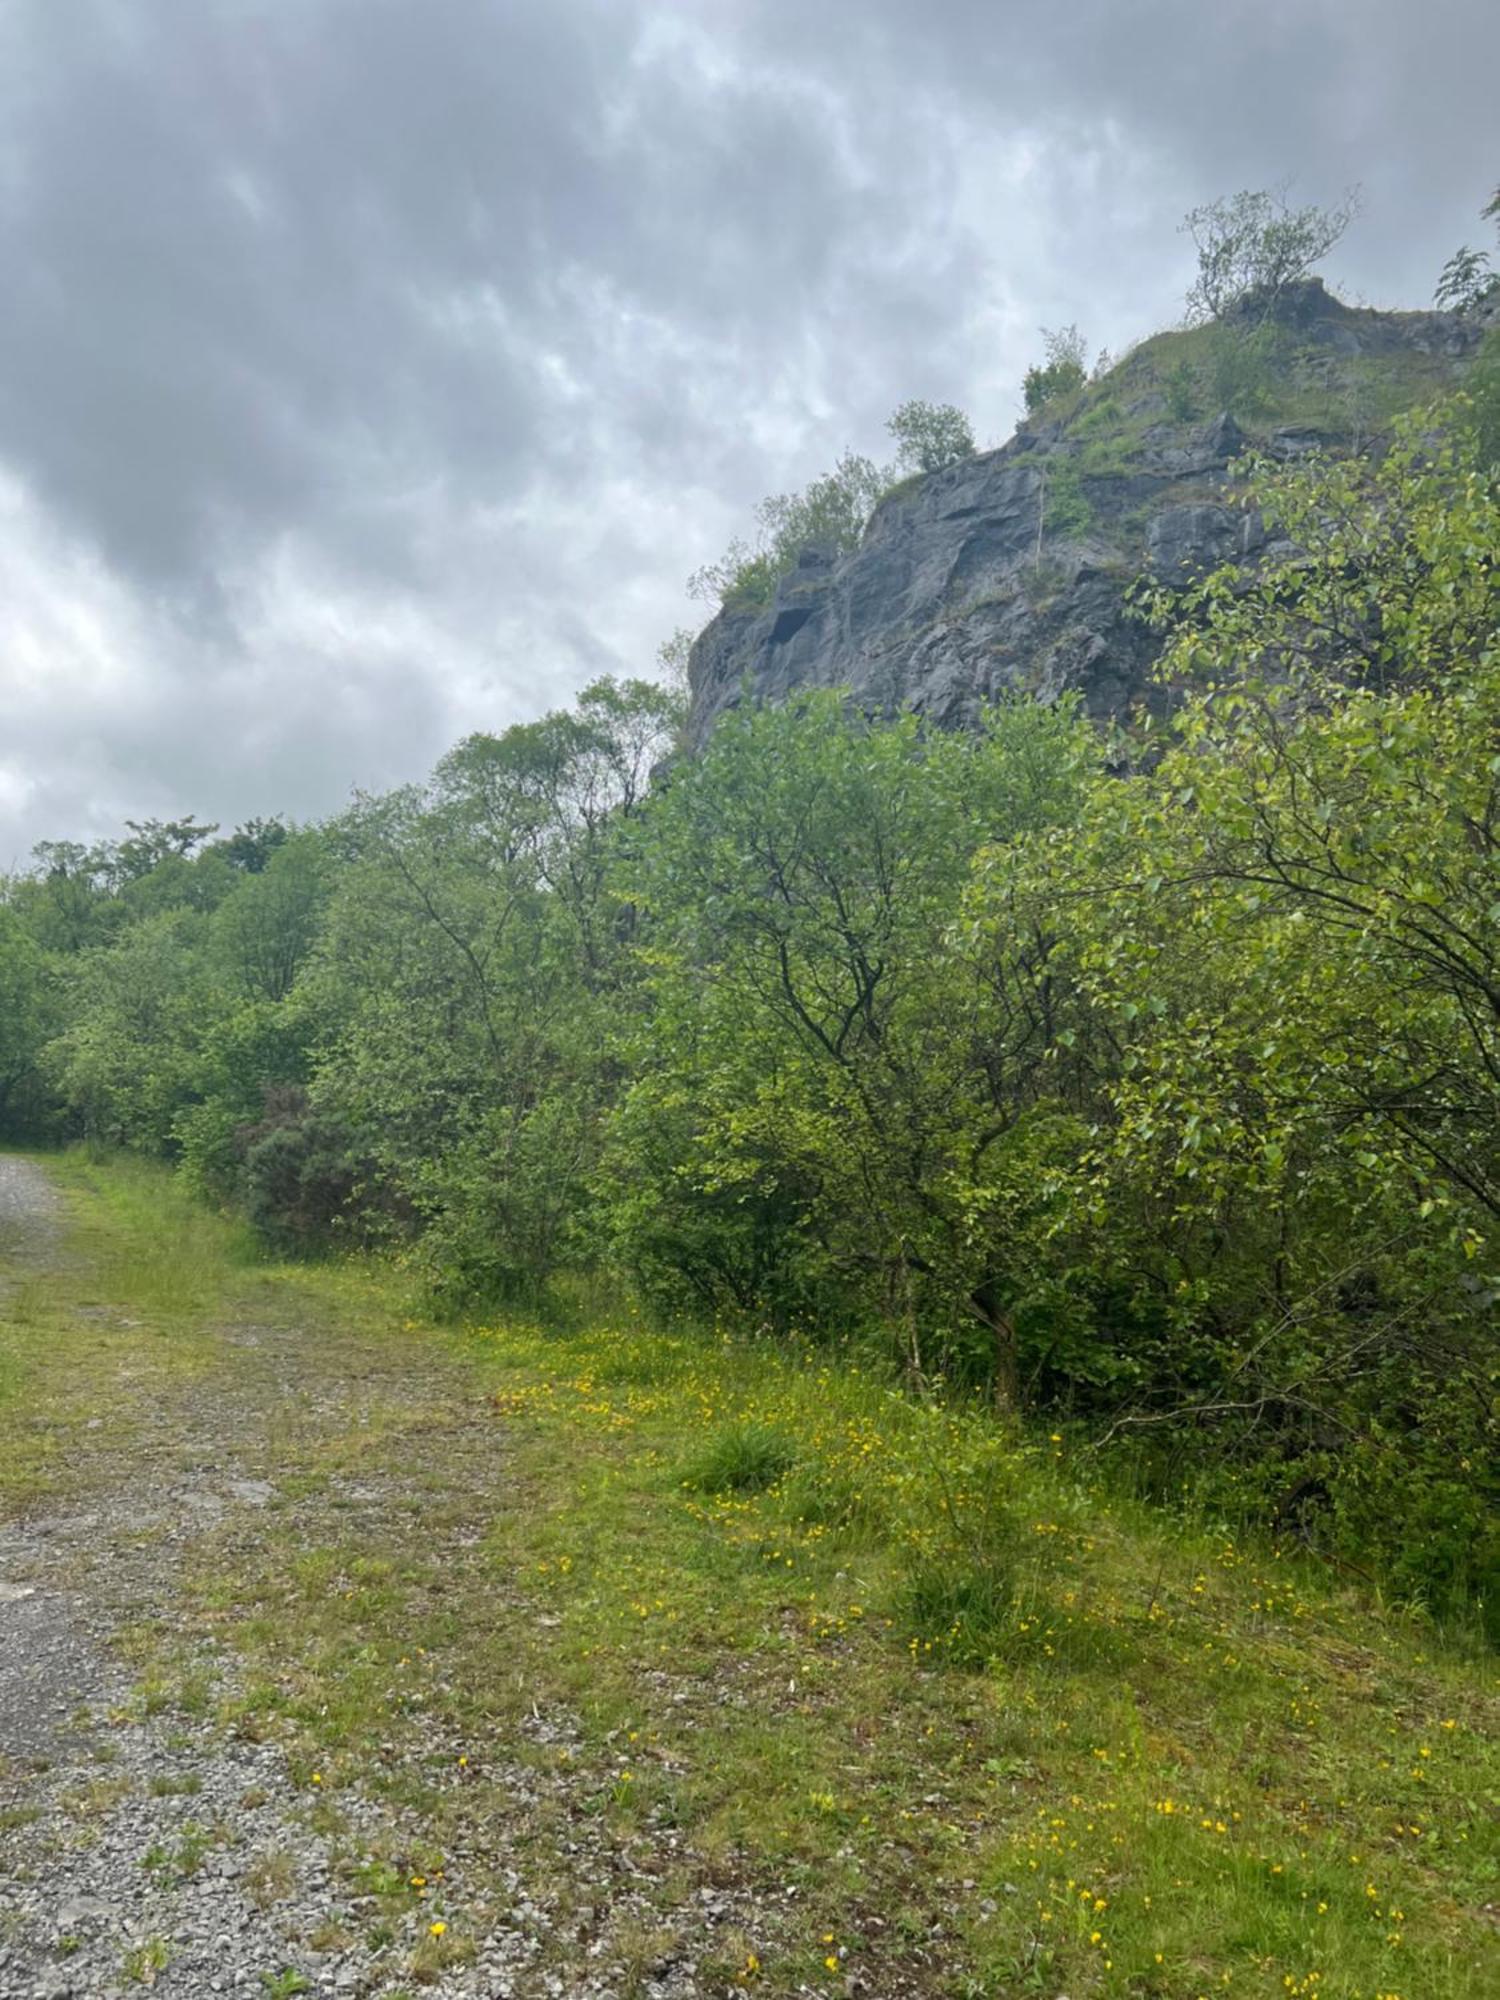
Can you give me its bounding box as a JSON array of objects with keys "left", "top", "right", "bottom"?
[
  {"left": 3, "top": 1151, "right": 1496, "bottom": 1998},
  {"left": 0, "top": 1149, "right": 245, "bottom": 1512}
]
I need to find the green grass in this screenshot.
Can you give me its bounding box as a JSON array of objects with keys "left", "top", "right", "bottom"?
[
  {"left": 3, "top": 1150, "right": 1496, "bottom": 1998},
  {"left": 0, "top": 1149, "right": 244, "bottom": 1511},
  {"left": 1098, "top": 318, "right": 1464, "bottom": 442},
  {"left": 681, "top": 1419, "right": 799, "bottom": 1494}
]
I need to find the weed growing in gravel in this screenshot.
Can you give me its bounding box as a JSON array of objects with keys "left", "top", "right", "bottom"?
[
  {"left": 244, "top": 1847, "right": 297, "bottom": 1908},
  {"left": 257, "top": 1972, "right": 311, "bottom": 1999},
  {"left": 119, "top": 1936, "right": 172, "bottom": 1986},
  {"left": 147, "top": 1770, "right": 202, "bottom": 1797}
]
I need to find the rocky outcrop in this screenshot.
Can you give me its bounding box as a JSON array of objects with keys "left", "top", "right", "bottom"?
[{"left": 686, "top": 283, "right": 1490, "bottom": 744}]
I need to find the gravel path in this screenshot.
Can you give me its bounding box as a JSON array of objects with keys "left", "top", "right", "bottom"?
[
  {"left": 0, "top": 1155, "right": 61, "bottom": 1299},
  {"left": 0, "top": 1159, "right": 735, "bottom": 2000}
]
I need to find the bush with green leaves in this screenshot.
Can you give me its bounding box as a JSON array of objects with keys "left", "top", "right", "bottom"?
[
  {"left": 886, "top": 398, "right": 975, "bottom": 475},
  {"left": 1434, "top": 180, "right": 1500, "bottom": 315},
  {"left": 687, "top": 401, "right": 976, "bottom": 613},
  {"left": 1022, "top": 325, "right": 1088, "bottom": 414},
  {"left": 1052, "top": 418, "right": 1500, "bottom": 1616},
  {"left": 687, "top": 451, "right": 887, "bottom": 611},
  {"left": 235, "top": 1088, "right": 370, "bottom": 1254},
  {"left": 1463, "top": 329, "right": 1500, "bottom": 470},
  {"left": 611, "top": 691, "right": 1102, "bottom": 1393},
  {"left": 0, "top": 906, "right": 61, "bottom": 1139},
  {"left": 1435, "top": 244, "right": 1496, "bottom": 315}
]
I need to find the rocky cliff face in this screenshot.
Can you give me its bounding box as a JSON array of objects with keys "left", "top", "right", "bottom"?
[{"left": 686, "top": 283, "right": 1489, "bottom": 744}]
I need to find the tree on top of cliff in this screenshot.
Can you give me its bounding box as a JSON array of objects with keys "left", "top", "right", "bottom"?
[
  {"left": 1022, "top": 325, "right": 1088, "bottom": 413},
  {"left": 1182, "top": 186, "right": 1360, "bottom": 323},
  {"left": 886, "top": 400, "right": 976, "bottom": 475}
]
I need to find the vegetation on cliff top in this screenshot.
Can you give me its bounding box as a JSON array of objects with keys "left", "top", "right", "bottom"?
[{"left": 686, "top": 184, "right": 1498, "bottom": 616}]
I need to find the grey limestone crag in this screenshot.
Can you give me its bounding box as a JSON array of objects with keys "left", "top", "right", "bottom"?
[{"left": 685, "top": 281, "right": 1492, "bottom": 745}]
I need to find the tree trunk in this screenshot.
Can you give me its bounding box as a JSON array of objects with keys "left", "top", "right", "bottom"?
[{"left": 971, "top": 1279, "right": 1019, "bottom": 1411}]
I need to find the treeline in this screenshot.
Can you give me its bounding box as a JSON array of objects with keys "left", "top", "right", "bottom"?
[{"left": 2, "top": 418, "right": 1497, "bottom": 1628}]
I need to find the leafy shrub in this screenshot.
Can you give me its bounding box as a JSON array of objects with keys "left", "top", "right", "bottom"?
[
  {"left": 1023, "top": 325, "right": 1088, "bottom": 414},
  {"left": 887, "top": 398, "right": 975, "bottom": 474},
  {"left": 1162, "top": 356, "right": 1200, "bottom": 422},
  {"left": 687, "top": 452, "right": 886, "bottom": 611},
  {"left": 1460, "top": 328, "right": 1500, "bottom": 470},
  {"left": 235, "top": 1089, "right": 369, "bottom": 1254},
  {"left": 1201, "top": 322, "right": 1285, "bottom": 419},
  {"left": 1435, "top": 245, "right": 1496, "bottom": 315}
]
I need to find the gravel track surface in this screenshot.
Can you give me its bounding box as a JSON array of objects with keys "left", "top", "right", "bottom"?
[{"left": 0, "top": 1160, "right": 745, "bottom": 2000}]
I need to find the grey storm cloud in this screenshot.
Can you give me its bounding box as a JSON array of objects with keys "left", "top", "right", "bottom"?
[{"left": 0, "top": 0, "right": 1494, "bottom": 859}]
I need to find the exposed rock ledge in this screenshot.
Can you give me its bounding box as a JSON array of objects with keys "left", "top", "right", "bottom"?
[{"left": 685, "top": 282, "right": 1488, "bottom": 746}]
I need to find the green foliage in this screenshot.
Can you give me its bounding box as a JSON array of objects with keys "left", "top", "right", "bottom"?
[
  {"left": 116, "top": 816, "right": 218, "bottom": 880},
  {"left": 1436, "top": 244, "right": 1497, "bottom": 315},
  {"left": 1022, "top": 325, "right": 1088, "bottom": 413},
  {"left": 1181, "top": 185, "right": 1360, "bottom": 322},
  {"left": 14, "top": 388, "right": 1498, "bottom": 1628},
  {"left": 1460, "top": 329, "right": 1500, "bottom": 470},
  {"left": 1161, "top": 356, "right": 1200, "bottom": 421},
  {"left": 1435, "top": 180, "right": 1500, "bottom": 315},
  {"left": 612, "top": 692, "right": 1100, "bottom": 1388},
  {"left": 681, "top": 1421, "right": 797, "bottom": 1494},
  {"left": 1041, "top": 458, "right": 1092, "bottom": 537},
  {"left": 1093, "top": 420, "right": 1500, "bottom": 1614},
  {"left": 308, "top": 677, "right": 680, "bottom": 1301},
  {"left": 687, "top": 451, "right": 887, "bottom": 611},
  {"left": 236, "top": 1090, "right": 370, "bottom": 1254},
  {"left": 210, "top": 816, "right": 290, "bottom": 874},
  {"left": 687, "top": 402, "right": 976, "bottom": 613},
  {"left": 45, "top": 911, "right": 209, "bottom": 1152},
  {"left": 0, "top": 907, "right": 61, "bottom": 1138},
  {"left": 886, "top": 398, "right": 975, "bottom": 474},
  {"left": 1200, "top": 321, "right": 1285, "bottom": 419},
  {"left": 210, "top": 834, "right": 329, "bottom": 1004},
  {"left": 259, "top": 1975, "right": 311, "bottom": 2000}
]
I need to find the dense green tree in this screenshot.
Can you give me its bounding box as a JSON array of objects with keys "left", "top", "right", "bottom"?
[
  {"left": 887, "top": 399, "right": 976, "bottom": 475},
  {"left": 209, "top": 817, "right": 291, "bottom": 874},
  {"left": 1028, "top": 419, "right": 1500, "bottom": 1605},
  {"left": 612, "top": 692, "right": 1099, "bottom": 1390},
  {"left": 45, "top": 910, "right": 208, "bottom": 1151},
  {"left": 11, "top": 378, "right": 1496, "bottom": 1624},
  {"left": 0, "top": 907, "right": 60, "bottom": 1137},
  {"left": 301, "top": 678, "right": 678, "bottom": 1300},
  {"left": 210, "top": 833, "right": 331, "bottom": 1005}
]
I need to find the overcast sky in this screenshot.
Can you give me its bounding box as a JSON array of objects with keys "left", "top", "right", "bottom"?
[{"left": 0, "top": 0, "right": 1494, "bottom": 861}]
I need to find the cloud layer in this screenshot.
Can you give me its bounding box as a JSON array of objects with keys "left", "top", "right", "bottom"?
[{"left": 1, "top": 0, "right": 1494, "bottom": 859}]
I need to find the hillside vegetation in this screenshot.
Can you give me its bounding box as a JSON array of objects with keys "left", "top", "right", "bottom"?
[
  {"left": 4, "top": 193, "right": 1500, "bottom": 1995},
  {"left": 5, "top": 383, "right": 1498, "bottom": 1639}
]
